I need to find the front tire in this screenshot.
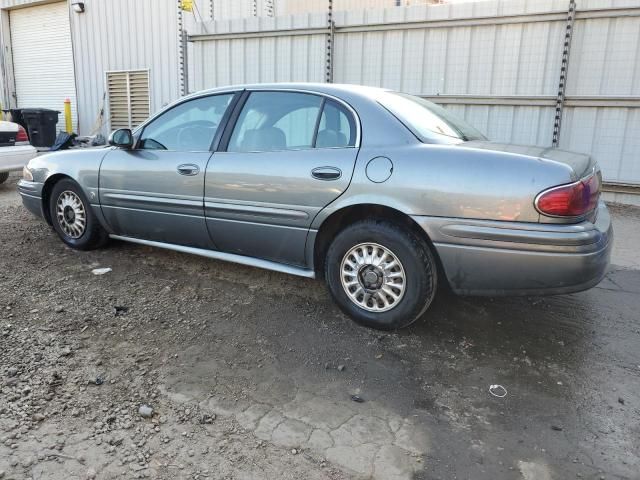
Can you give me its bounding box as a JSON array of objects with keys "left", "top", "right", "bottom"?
[
  {"left": 325, "top": 219, "right": 437, "bottom": 330},
  {"left": 0, "top": 172, "right": 9, "bottom": 184},
  {"left": 49, "top": 178, "right": 108, "bottom": 250}
]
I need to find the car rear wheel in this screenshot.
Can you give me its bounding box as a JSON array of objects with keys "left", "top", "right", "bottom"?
[
  {"left": 0, "top": 172, "right": 9, "bottom": 184},
  {"left": 49, "top": 178, "right": 108, "bottom": 250},
  {"left": 325, "top": 219, "right": 437, "bottom": 330}
]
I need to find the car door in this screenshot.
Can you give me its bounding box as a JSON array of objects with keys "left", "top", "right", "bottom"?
[
  {"left": 205, "top": 90, "right": 359, "bottom": 266},
  {"left": 99, "top": 92, "right": 237, "bottom": 248}
]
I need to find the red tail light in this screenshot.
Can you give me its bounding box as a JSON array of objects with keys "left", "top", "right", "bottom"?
[
  {"left": 535, "top": 173, "right": 601, "bottom": 217},
  {"left": 15, "top": 125, "right": 29, "bottom": 143}
]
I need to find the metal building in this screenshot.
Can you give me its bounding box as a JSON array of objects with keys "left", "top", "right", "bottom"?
[
  {"left": 0, "top": 0, "right": 638, "bottom": 205},
  {"left": 0, "top": 0, "right": 182, "bottom": 138}
]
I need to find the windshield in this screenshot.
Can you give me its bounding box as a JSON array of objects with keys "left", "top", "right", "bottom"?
[{"left": 379, "top": 92, "right": 486, "bottom": 143}]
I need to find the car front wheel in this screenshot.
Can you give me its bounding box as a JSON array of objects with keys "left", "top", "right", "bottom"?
[
  {"left": 325, "top": 219, "right": 437, "bottom": 330},
  {"left": 49, "top": 178, "right": 108, "bottom": 250}
]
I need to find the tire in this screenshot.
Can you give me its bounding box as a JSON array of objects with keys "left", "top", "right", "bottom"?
[
  {"left": 325, "top": 219, "right": 437, "bottom": 330},
  {"left": 49, "top": 178, "right": 108, "bottom": 250},
  {"left": 0, "top": 172, "right": 9, "bottom": 184}
]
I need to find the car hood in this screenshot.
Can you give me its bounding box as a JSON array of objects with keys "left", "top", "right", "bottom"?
[{"left": 460, "top": 141, "right": 594, "bottom": 181}]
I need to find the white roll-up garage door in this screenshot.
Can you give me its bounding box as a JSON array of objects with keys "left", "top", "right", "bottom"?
[{"left": 10, "top": 1, "right": 77, "bottom": 132}]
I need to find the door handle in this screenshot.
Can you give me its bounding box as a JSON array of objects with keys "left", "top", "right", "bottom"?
[
  {"left": 311, "top": 166, "right": 342, "bottom": 181},
  {"left": 177, "top": 164, "right": 200, "bottom": 176}
]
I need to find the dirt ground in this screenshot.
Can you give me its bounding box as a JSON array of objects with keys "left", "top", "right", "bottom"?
[{"left": 1, "top": 172, "right": 639, "bottom": 480}]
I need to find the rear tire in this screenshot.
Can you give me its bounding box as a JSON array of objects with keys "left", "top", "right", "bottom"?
[
  {"left": 325, "top": 219, "right": 437, "bottom": 330},
  {"left": 49, "top": 178, "right": 108, "bottom": 250},
  {"left": 0, "top": 172, "right": 9, "bottom": 184}
]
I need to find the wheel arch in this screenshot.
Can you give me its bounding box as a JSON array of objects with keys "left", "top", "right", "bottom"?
[
  {"left": 311, "top": 203, "right": 448, "bottom": 287},
  {"left": 41, "top": 173, "right": 73, "bottom": 225}
]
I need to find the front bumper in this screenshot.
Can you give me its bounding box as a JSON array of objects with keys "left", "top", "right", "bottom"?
[
  {"left": 412, "top": 201, "right": 613, "bottom": 296},
  {"left": 17, "top": 179, "right": 45, "bottom": 220}
]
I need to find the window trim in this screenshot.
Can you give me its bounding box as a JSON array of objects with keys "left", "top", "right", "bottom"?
[
  {"left": 133, "top": 90, "right": 243, "bottom": 152},
  {"left": 311, "top": 97, "right": 327, "bottom": 148},
  {"left": 218, "top": 88, "right": 361, "bottom": 154},
  {"left": 316, "top": 98, "right": 358, "bottom": 148}
]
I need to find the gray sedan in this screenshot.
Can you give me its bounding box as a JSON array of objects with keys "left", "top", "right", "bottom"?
[{"left": 18, "top": 83, "right": 613, "bottom": 330}]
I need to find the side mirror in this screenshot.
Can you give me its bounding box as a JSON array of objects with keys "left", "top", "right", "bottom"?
[{"left": 108, "top": 128, "right": 133, "bottom": 148}]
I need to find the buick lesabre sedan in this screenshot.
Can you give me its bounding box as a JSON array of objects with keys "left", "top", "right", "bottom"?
[{"left": 18, "top": 83, "right": 612, "bottom": 330}]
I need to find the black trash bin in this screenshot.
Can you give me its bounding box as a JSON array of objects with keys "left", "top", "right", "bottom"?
[{"left": 21, "top": 108, "right": 60, "bottom": 148}]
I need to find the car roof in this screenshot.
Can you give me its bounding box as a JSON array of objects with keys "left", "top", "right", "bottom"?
[{"left": 188, "top": 82, "right": 391, "bottom": 101}]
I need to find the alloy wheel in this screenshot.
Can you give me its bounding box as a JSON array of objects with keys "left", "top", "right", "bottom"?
[
  {"left": 56, "top": 190, "right": 87, "bottom": 239},
  {"left": 340, "top": 242, "right": 406, "bottom": 312}
]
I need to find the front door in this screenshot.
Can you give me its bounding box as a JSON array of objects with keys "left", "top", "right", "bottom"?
[
  {"left": 99, "top": 92, "right": 236, "bottom": 248},
  {"left": 205, "top": 90, "right": 359, "bottom": 266}
]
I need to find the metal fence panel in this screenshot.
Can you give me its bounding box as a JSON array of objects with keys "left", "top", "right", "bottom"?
[
  {"left": 190, "top": 12, "right": 328, "bottom": 91},
  {"left": 188, "top": 0, "right": 640, "bottom": 189}
]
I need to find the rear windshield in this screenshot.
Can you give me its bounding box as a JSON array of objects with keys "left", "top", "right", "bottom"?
[{"left": 378, "top": 92, "right": 487, "bottom": 143}]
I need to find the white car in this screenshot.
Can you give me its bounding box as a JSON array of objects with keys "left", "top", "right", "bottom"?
[{"left": 0, "top": 120, "right": 37, "bottom": 184}]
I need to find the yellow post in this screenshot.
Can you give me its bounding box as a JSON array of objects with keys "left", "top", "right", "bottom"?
[
  {"left": 64, "top": 98, "right": 72, "bottom": 133},
  {"left": 0, "top": 104, "right": 3, "bottom": 121}
]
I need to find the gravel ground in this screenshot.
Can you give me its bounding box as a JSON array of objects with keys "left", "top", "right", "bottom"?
[{"left": 1, "top": 172, "right": 639, "bottom": 480}]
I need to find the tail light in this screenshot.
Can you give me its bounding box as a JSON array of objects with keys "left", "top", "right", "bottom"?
[
  {"left": 15, "top": 125, "right": 29, "bottom": 143},
  {"left": 535, "top": 172, "right": 601, "bottom": 217}
]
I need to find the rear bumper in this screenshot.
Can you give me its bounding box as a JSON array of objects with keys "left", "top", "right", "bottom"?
[
  {"left": 0, "top": 145, "right": 37, "bottom": 172},
  {"left": 18, "top": 179, "right": 45, "bottom": 220},
  {"left": 412, "top": 201, "right": 613, "bottom": 296}
]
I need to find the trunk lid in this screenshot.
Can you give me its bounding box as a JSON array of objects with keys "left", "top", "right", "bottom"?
[
  {"left": 461, "top": 141, "right": 595, "bottom": 181},
  {"left": 0, "top": 120, "right": 21, "bottom": 147}
]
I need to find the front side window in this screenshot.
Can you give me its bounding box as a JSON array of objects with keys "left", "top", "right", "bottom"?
[
  {"left": 227, "top": 92, "right": 323, "bottom": 153},
  {"left": 378, "top": 91, "right": 486, "bottom": 143},
  {"left": 139, "top": 93, "right": 234, "bottom": 151}
]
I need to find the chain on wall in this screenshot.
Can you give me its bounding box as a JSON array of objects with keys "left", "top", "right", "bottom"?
[
  {"left": 325, "top": 0, "right": 334, "bottom": 83},
  {"left": 252, "top": 0, "right": 257, "bottom": 17},
  {"left": 177, "top": 0, "right": 186, "bottom": 96},
  {"left": 265, "top": 0, "right": 274, "bottom": 17},
  {"left": 552, "top": 0, "right": 576, "bottom": 147}
]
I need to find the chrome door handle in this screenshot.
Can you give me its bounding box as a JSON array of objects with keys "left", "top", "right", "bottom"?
[
  {"left": 177, "top": 164, "right": 200, "bottom": 176},
  {"left": 312, "top": 166, "right": 341, "bottom": 180}
]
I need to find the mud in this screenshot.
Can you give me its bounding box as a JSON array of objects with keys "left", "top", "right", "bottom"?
[{"left": 1, "top": 172, "right": 639, "bottom": 479}]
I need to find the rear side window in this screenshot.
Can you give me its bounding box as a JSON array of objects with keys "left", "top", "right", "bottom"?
[
  {"left": 226, "top": 92, "right": 358, "bottom": 153},
  {"left": 228, "top": 92, "right": 322, "bottom": 152}
]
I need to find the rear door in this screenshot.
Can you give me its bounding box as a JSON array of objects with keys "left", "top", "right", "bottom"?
[
  {"left": 205, "top": 90, "right": 359, "bottom": 266},
  {"left": 99, "top": 92, "right": 237, "bottom": 248}
]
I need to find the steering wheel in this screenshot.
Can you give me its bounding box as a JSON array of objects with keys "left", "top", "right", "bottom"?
[{"left": 177, "top": 120, "right": 217, "bottom": 150}]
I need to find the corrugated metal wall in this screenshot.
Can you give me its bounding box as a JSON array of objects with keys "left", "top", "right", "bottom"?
[
  {"left": 189, "top": 0, "right": 640, "bottom": 195},
  {"left": 0, "top": 0, "right": 55, "bottom": 7},
  {"left": 185, "top": 0, "right": 439, "bottom": 20},
  {"left": 332, "top": 0, "right": 569, "bottom": 147},
  {"left": 560, "top": 5, "right": 640, "bottom": 193},
  {"left": 69, "top": 0, "right": 180, "bottom": 136},
  {"left": 189, "top": 12, "right": 329, "bottom": 92}
]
